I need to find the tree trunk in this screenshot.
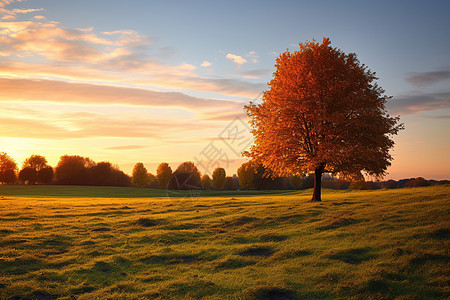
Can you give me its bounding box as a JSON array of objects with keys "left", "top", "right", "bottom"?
[{"left": 311, "top": 164, "right": 325, "bottom": 202}]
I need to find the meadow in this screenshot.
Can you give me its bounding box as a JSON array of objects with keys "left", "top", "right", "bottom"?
[{"left": 0, "top": 185, "right": 448, "bottom": 299}]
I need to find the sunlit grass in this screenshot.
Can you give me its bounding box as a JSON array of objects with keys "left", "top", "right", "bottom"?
[{"left": 0, "top": 185, "right": 448, "bottom": 299}]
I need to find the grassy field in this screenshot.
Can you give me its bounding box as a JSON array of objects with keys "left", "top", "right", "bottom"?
[{"left": 0, "top": 185, "right": 448, "bottom": 299}]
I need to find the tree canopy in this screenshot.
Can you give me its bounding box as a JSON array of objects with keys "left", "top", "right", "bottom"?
[
  {"left": 201, "top": 174, "right": 213, "bottom": 189},
  {"left": 55, "top": 155, "right": 129, "bottom": 186},
  {"left": 23, "top": 155, "right": 48, "bottom": 171},
  {"left": 168, "top": 161, "right": 202, "bottom": 190},
  {"left": 156, "top": 162, "right": 172, "bottom": 188},
  {"left": 245, "top": 38, "right": 403, "bottom": 201},
  {"left": 212, "top": 167, "right": 226, "bottom": 190},
  {"left": 0, "top": 152, "right": 17, "bottom": 184},
  {"left": 132, "top": 162, "right": 149, "bottom": 187},
  {"left": 20, "top": 154, "right": 53, "bottom": 184}
]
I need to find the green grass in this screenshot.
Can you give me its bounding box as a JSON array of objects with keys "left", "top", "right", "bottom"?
[
  {"left": 0, "top": 185, "right": 448, "bottom": 299},
  {"left": 0, "top": 184, "right": 296, "bottom": 198}
]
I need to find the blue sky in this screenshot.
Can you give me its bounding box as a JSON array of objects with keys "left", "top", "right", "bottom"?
[{"left": 1, "top": 0, "right": 449, "bottom": 179}]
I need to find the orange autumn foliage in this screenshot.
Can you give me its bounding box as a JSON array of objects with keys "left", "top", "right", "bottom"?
[{"left": 244, "top": 38, "right": 403, "bottom": 200}]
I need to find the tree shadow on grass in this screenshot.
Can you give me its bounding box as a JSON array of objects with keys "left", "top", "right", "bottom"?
[
  {"left": 317, "top": 217, "right": 364, "bottom": 231},
  {"left": 215, "top": 257, "right": 256, "bottom": 269},
  {"left": 238, "top": 246, "right": 275, "bottom": 257},
  {"left": 245, "top": 285, "right": 298, "bottom": 300},
  {"left": 326, "top": 247, "right": 375, "bottom": 264}
]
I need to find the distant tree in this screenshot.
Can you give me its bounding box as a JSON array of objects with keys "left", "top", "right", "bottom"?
[
  {"left": 112, "top": 167, "right": 131, "bottom": 187},
  {"left": 300, "top": 174, "right": 315, "bottom": 189},
  {"left": 224, "top": 176, "right": 237, "bottom": 190},
  {"left": 201, "top": 174, "right": 213, "bottom": 189},
  {"left": 156, "top": 162, "right": 172, "bottom": 188},
  {"left": 252, "top": 164, "right": 278, "bottom": 190},
  {"left": 88, "top": 162, "right": 113, "bottom": 186},
  {"left": 212, "top": 167, "right": 226, "bottom": 190},
  {"left": 0, "top": 152, "right": 17, "bottom": 184},
  {"left": 19, "top": 167, "right": 37, "bottom": 184},
  {"left": 132, "top": 162, "right": 149, "bottom": 187},
  {"left": 237, "top": 161, "right": 289, "bottom": 190},
  {"left": 349, "top": 181, "right": 379, "bottom": 190},
  {"left": 322, "top": 174, "right": 350, "bottom": 190},
  {"left": 168, "top": 161, "right": 202, "bottom": 190},
  {"left": 237, "top": 162, "right": 256, "bottom": 189},
  {"left": 147, "top": 173, "right": 159, "bottom": 188},
  {"left": 23, "top": 155, "right": 48, "bottom": 171},
  {"left": 405, "top": 177, "right": 430, "bottom": 188},
  {"left": 333, "top": 178, "right": 350, "bottom": 190},
  {"left": 290, "top": 175, "right": 302, "bottom": 190},
  {"left": 78, "top": 161, "right": 129, "bottom": 187},
  {"left": 244, "top": 38, "right": 403, "bottom": 201},
  {"left": 20, "top": 154, "right": 53, "bottom": 184},
  {"left": 38, "top": 167, "right": 54, "bottom": 184},
  {"left": 55, "top": 155, "right": 95, "bottom": 185},
  {"left": 382, "top": 179, "right": 398, "bottom": 189}
]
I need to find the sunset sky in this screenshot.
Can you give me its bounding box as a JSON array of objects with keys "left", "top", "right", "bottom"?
[{"left": 1, "top": 0, "right": 449, "bottom": 179}]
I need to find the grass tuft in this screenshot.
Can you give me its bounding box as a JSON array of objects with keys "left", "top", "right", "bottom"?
[
  {"left": 239, "top": 246, "right": 274, "bottom": 257},
  {"left": 137, "top": 217, "right": 160, "bottom": 227}
]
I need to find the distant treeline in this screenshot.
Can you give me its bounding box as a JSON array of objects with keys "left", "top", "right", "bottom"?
[{"left": 0, "top": 152, "right": 447, "bottom": 190}]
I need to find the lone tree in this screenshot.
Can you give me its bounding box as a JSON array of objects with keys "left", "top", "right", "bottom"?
[{"left": 245, "top": 38, "right": 403, "bottom": 201}]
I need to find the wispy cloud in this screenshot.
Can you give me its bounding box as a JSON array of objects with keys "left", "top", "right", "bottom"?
[
  {"left": 246, "top": 51, "right": 258, "bottom": 63},
  {"left": 0, "top": 2, "right": 43, "bottom": 20},
  {"left": 0, "top": 0, "right": 26, "bottom": 8},
  {"left": 0, "top": 15, "right": 261, "bottom": 98},
  {"left": 240, "top": 68, "right": 272, "bottom": 79},
  {"left": 0, "top": 108, "right": 223, "bottom": 140},
  {"left": 9, "top": 7, "right": 42, "bottom": 14},
  {"left": 387, "top": 91, "right": 450, "bottom": 115},
  {"left": 406, "top": 68, "right": 450, "bottom": 86},
  {"left": 226, "top": 53, "right": 247, "bottom": 66},
  {"left": 105, "top": 145, "right": 148, "bottom": 151},
  {"left": 0, "top": 78, "right": 243, "bottom": 112},
  {"left": 200, "top": 60, "right": 211, "bottom": 67}
]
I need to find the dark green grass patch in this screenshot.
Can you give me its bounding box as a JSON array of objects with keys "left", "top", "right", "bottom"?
[
  {"left": 9, "top": 290, "right": 60, "bottom": 300},
  {"left": 238, "top": 246, "right": 275, "bottom": 257},
  {"left": 409, "top": 252, "right": 449, "bottom": 265},
  {"left": 214, "top": 257, "right": 256, "bottom": 269},
  {"left": 219, "top": 216, "right": 261, "bottom": 228},
  {"left": 136, "top": 217, "right": 161, "bottom": 227},
  {"left": 428, "top": 228, "right": 450, "bottom": 240},
  {"left": 164, "top": 222, "right": 200, "bottom": 230},
  {"left": 245, "top": 285, "right": 298, "bottom": 300},
  {"left": 318, "top": 217, "right": 364, "bottom": 230},
  {"left": 70, "top": 285, "right": 96, "bottom": 295},
  {"left": 140, "top": 253, "right": 199, "bottom": 265},
  {"left": 258, "top": 234, "right": 289, "bottom": 242},
  {"left": 281, "top": 249, "right": 314, "bottom": 258},
  {"left": 0, "top": 229, "right": 15, "bottom": 235},
  {"left": 326, "top": 247, "right": 376, "bottom": 264},
  {"left": 275, "top": 213, "right": 305, "bottom": 223}
]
